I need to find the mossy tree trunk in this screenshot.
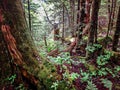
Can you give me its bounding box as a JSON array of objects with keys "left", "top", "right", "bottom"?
[{"left": 0, "top": 0, "right": 56, "bottom": 89}]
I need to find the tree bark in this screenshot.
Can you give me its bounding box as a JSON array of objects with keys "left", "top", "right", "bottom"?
[
  {"left": 69, "top": 0, "right": 75, "bottom": 36},
  {"left": 76, "top": 0, "right": 80, "bottom": 27},
  {"left": 112, "top": 6, "right": 120, "bottom": 51},
  {"left": 85, "top": 0, "right": 92, "bottom": 23},
  {"left": 76, "top": 0, "right": 86, "bottom": 48},
  {"left": 0, "top": 0, "right": 57, "bottom": 89},
  {"left": 28, "top": 0, "right": 31, "bottom": 31},
  {"left": 62, "top": 2, "right": 65, "bottom": 43},
  {"left": 106, "top": 0, "right": 117, "bottom": 38},
  {"left": 86, "top": 0, "right": 101, "bottom": 59}
]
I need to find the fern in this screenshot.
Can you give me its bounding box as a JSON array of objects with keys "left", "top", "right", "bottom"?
[
  {"left": 101, "top": 78, "right": 112, "bottom": 90},
  {"left": 85, "top": 81, "right": 98, "bottom": 90}
]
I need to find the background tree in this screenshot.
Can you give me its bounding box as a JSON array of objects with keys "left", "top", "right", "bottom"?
[
  {"left": 86, "top": 0, "right": 101, "bottom": 59},
  {"left": 112, "top": 6, "right": 120, "bottom": 51},
  {"left": 76, "top": 0, "right": 86, "bottom": 47}
]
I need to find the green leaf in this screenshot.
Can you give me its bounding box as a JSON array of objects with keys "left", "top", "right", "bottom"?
[
  {"left": 101, "top": 78, "right": 112, "bottom": 90},
  {"left": 86, "top": 81, "right": 98, "bottom": 90},
  {"left": 70, "top": 73, "right": 79, "bottom": 81}
]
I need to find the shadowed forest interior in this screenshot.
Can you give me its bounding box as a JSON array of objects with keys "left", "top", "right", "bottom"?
[{"left": 0, "top": 0, "right": 120, "bottom": 90}]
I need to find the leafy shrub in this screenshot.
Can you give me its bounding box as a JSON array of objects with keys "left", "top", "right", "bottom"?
[
  {"left": 85, "top": 81, "right": 98, "bottom": 90},
  {"left": 47, "top": 40, "right": 57, "bottom": 52},
  {"left": 97, "top": 68, "right": 107, "bottom": 76},
  {"left": 114, "top": 66, "right": 120, "bottom": 72},
  {"left": 48, "top": 52, "right": 72, "bottom": 64},
  {"left": 97, "top": 55, "right": 109, "bottom": 66},
  {"left": 5, "top": 74, "right": 16, "bottom": 84},
  {"left": 15, "top": 84, "right": 26, "bottom": 90},
  {"left": 63, "top": 71, "right": 79, "bottom": 82},
  {"left": 101, "top": 78, "right": 112, "bottom": 90},
  {"left": 80, "top": 69, "right": 90, "bottom": 82},
  {"left": 70, "top": 73, "right": 80, "bottom": 81},
  {"left": 51, "top": 81, "right": 59, "bottom": 90},
  {"left": 86, "top": 44, "right": 102, "bottom": 53},
  {"left": 97, "top": 50, "right": 113, "bottom": 66}
]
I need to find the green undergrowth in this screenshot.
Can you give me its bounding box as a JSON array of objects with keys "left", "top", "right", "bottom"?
[
  {"left": 34, "top": 38, "right": 120, "bottom": 90},
  {"left": 47, "top": 49, "right": 120, "bottom": 90},
  {"left": 80, "top": 50, "right": 120, "bottom": 89},
  {"left": 97, "top": 36, "right": 112, "bottom": 47}
]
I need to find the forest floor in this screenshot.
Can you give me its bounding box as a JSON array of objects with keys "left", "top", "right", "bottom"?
[{"left": 36, "top": 33, "right": 120, "bottom": 90}]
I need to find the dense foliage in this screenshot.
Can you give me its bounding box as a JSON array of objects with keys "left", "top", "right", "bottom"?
[
  {"left": 0, "top": 0, "right": 120, "bottom": 90},
  {"left": 23, "top": 0, "right": 120, "bottom": 90}
]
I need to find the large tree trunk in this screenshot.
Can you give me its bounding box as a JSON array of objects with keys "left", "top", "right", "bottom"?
[{"left": 0, "top": 0, "right": 56, "bottom": 89}]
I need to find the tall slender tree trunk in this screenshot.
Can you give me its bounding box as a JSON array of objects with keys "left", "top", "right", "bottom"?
[
  {"left": 82, "top": 0, "right": 92, "bottom": 36},
  {"left": 107, "top": 0, "right": 113, "bottom": 31},
  {"left": 111, "top": 0, "right": 117, "bottom": 30},
  {"left": 112, "top": 6, "right": 120, "bottom": 51},
  {"left": 106, "top": 0, "right": 117, "bottom": 38},
  {"left": 85, "top": 0, "right": 92, "bottom": 23},
  {"left": 76, "top": 0, "right": 86, "bottom": 47},
  {"left": 87, "top": 0, "right": 101, "bottom": 44},
  {"left": 76, "top": 0, "right": 80, "bottom": 34},
  {"left": 28, "top": 0, "right": 31, "bottom": 31},
  {"left": 62, "top": 2, "right": 65, "bottom": 43},
  {"left": 86, "top": 0, "right": 101, "bottom": 59},
  {"left": 69, "top": 0, "right": 75, "bottom": 36}
]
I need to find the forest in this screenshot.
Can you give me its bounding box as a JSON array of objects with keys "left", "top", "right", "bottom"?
[{"left": 0, "top": 0, "right": 120, "bottom": 90}]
